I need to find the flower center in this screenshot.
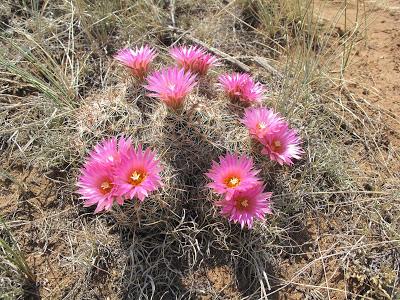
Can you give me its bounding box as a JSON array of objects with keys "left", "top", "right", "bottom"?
[
  {"left": 235, "top": 197, "right": 249, "bottom": 210},
  {"left": 225, "top": 176, "right": 240, "bottom": 188},
  {"left": 129, "top": 170, "right": 146, "bottom": 186},
  {"left": 271, "top": 140, "right": 282, "bottom": 152},
  {"left": 257, "top": 122, "right": 266, "bottom": 129},
  {"left": 257, "top": 122, "right": 268, "bottom": 131},
  {"left": 100, "top": 180, "right": 113, "bottom": 194}
]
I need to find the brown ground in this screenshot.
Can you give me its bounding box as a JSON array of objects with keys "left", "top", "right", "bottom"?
[
  {"left": 319, "top": 0, "right": 400, "bottom": 146},
  {"left": 206, "top": 0, "right": 400, "bottom": 298},
  {"left": 1, "top": 1, "right": 399, "bottom": 299}
]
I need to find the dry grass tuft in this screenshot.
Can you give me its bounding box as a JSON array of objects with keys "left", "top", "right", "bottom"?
[{"left": 0, "top": 0, "right": 399, "bottom": 298}]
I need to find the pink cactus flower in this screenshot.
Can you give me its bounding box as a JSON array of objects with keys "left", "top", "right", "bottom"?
[
  {"left": 218, "top": 73, "right": 264, "bottom": 103},
  {"left": 77, "top": 161, "right": 123, "bottom": 213},
  {"left": 170, "top": 45, "right": 217, "bottom": 75},
  {"left": 88, "top": 136, "right": 133, "bottom": 167},
  {"left": 114, "top": 145, "right": 162, "bottom": 202},
  {"left": 216, "top": 184, "right": 272, "bottom": 229},
  {"left": 144, "top": 66, "right": 197, "bottom": 109},
  {"left": 216, "top": 183, "right": 272, "bottom": 229},
  {"left": 241, "top": 107, "right": 284, "bottom": 141},
  {"left": 114, "top": 45, "right": 157, "bottom": 80},
  {"left": 77, "top": 136, "right": 134, "bottom": 213},
  {"left": 240, "top": 76, "right": 264, "bottom": 103},
  {"left": 218, "top": 73, "right": 244, "bottom": 100},
  {"left": 205, "top": 153, "right": 261, "bottom": 196},
  {"left": 261, "top": 124, "right": 303, "bottom": 165}
]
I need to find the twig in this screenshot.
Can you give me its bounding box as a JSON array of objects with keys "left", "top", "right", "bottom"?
[
  {"left": 252, "top": 56, "right": 283, "bottom": 78},
  {"left": 168, "top": 26, "right": 251, "bottom": 72},
  {"left": 169, "top": 0, "right": 176, "bottom": 28},
  {"left": 168, "top": 27, "right": 286, "bottom": 78}
]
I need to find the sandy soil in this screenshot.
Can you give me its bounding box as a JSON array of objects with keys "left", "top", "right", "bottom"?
[
  {"left": 1, "top": 1, "right": 399, "bottom": 299},
  {"left": 319, "top": 0, "right": 400, "bottom": 146},
  {"left": 207, "top": 1, "right": 400, "bottom": 297}
]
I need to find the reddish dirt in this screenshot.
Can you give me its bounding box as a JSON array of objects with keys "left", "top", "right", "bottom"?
[
  {"left": 0, "top": 167, "right": 123, "bottom": 299},
  {"left": 181, "top": 265, "right": 241, "bottom": 299},
  {"left": 318, "top": 0, "right": 400, "bottom": 146},
  {"left": 2, "top": 1, "right": 399, "bottom": 299}
]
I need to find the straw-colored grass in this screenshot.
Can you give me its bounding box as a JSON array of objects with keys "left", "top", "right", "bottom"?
[{"left": 0, "top": 0, "right": 398, "bottom": 298}]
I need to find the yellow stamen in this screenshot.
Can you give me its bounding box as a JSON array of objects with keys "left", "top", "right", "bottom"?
[
  {"left": 131, "top": 172, "right": 141, "bottom": 181},
  {"left": 225, "top": 176, "right": 240, "bottom": 188},
  {"left": 257, "top": 122, "right": 267, "bottom": 130},
  {"left": 100, "top": 181, "right": 113, "bottom": 194},
  {"left": 129, "top": 170, "right": 146, "bottom": 186},
  {"left": 235, "top": 197, "right": 249, "bottom": 210},
  {"left": 271, "top": 140, "right": 282, "bottom": 152},
  {"left": 241, "top": 199, "right": 248, "bottom": 207}
]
